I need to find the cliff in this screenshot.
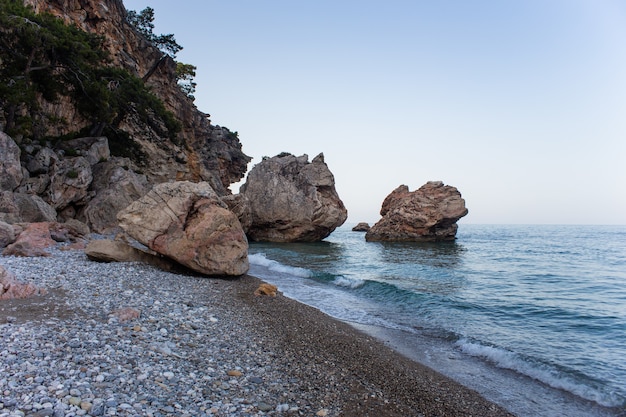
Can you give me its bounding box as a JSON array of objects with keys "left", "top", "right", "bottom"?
[{"left": 21, "top": 0, "right": 250, "bottom": 194}]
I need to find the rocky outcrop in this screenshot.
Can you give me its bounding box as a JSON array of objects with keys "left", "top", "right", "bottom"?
[
  {"left": 117, "top": 181, "right": 249, "bottom": 276},
  {"left": 22, "top": 0, "right": 250, "bottom": 194},
  {"left": 240, "top": 153, "right": 348, "bottom": 242},
  {"left": 352, "top": 222, "right": 370, "bottom": 232},
  {"left": 2, "top": 2, "right": 251, "bottom": 232},
  {"left": 0, "top": 132, "right": 149, "bottom": 231},
  {"left": 365, "top": 181, "right": 468, "bottom": 242}
]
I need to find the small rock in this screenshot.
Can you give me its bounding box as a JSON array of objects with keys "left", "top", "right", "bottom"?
[
  {"left": 227, "top": 370, "right": 242, "bottom": 377},
  {"left": 110, "top": 307, "right": 140, "bottom": 322},
  {"left": 90, "top": 399, "right": 105, "bottom": 416},
  {"left": 254, "top": 283, "right": 277, "bottom": 297},
  {"left": 257, "top": 402, "right": 273, "bottom": 412},
  {"left": 276, "top": 403, "right": 290, "bottom": 413},
  {"left": 352, "top": 222, "right": 370, "bottom": 232}
]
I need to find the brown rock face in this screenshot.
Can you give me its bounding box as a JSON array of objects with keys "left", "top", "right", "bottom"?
[
  {"left": 240, "top": 153, "right": 348, "bottom": 242},
  {"left": 365, "top": 181, "right": 468, "bottom": 242},
  {"left": 23, "top": 0, "right": 250, "bottom": 193},
  {"left": 117, "top": 181, "right": 249, "bottom": 276}
]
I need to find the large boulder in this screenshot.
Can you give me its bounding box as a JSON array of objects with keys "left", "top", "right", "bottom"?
[
  {"left": 25, "top": 147, "right": 58, "bottom": 176},
  {"left": 240, "top": 152, "right": 348, "bottom": 242},
  {"left": 56, "top": 136, "right": 110, "bottom": 165},
  {"left": 0, "top": 221, "right": 16, "bottom": 249},
  {"left": 117, "top": 181, "right": 249, "bottom": 276},
  {"left": 46, "top": 156, "right": 93, "bottom": 210},
  {"left": 79, "top": 157, "right": 149, "bottom": 233},
  {"left": 365, "top": 181, "right": 468, "bottom": 242},
  {"left": 0, "top": 132, "right": 23, "bottom": 191},
  {"left": 2, "top": 222, "right": 57, "bottom": 257},
  {"left": 0, "top": 191, "right": 57, "bottom": 224}
]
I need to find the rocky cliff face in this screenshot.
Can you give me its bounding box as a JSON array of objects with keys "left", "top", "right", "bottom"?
[{"left": 22, "top": 0, "right": 250, "bottom": 194}]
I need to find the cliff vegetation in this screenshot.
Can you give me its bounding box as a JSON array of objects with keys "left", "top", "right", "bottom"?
[{"left": 1, "top": 0, "right": 250, "bottom": 193}]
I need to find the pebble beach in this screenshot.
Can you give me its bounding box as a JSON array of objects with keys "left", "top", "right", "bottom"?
[{"left": 0, "top": 243, "right": 514, "bottom": 417}]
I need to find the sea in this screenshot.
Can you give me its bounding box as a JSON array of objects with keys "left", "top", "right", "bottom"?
[{"left": 247, "top": 224, "right": 626, "bottom": 417}]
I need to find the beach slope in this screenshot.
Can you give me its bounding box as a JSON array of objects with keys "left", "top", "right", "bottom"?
[{"left": 0, "top": 248, "right": 512, "bottom": 416}]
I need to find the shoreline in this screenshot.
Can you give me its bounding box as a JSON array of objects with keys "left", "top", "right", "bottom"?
[
  {"left": 232, "top": 274, "right": 513, "bottom": 416},
  {"left": 0, "top": 245, "right": 513, "bottom": 416},
  {"left": 347, "top": 323, "right": 622, "bottom": 417}
]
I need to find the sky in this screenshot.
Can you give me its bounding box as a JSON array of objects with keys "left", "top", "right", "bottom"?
[{"left": 122, "top": 0, "right": 626, "bottom": 225}]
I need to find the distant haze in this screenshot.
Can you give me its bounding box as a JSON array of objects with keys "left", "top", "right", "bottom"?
[{"left": 124, "top": 0, "right": 626, "bottom": 224}]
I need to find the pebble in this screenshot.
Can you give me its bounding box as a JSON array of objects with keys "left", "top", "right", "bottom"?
[
  {"left": 257, "top": 402, "right": 273, "bottom": 412},
  {"left": 0, "top": 245, "right": 340, "bottom": 417}
]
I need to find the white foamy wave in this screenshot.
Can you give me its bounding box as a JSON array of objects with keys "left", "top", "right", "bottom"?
[
  {"left": 456, "top": 338, "right": 622, "bottom": 408},
  {"left": 332, "top": 275, "right": 365, "bottom": 289},
  {"left": 248, "top": 253, "right": 312, "bottom": 278}
]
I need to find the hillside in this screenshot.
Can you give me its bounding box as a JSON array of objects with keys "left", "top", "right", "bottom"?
[{"left": 5, "top": 0, "right": 250, "bottom": 194}]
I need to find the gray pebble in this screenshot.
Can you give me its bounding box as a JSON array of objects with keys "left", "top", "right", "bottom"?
[
  {"left": 0, "top": 245, "right": 338, "bottom": 417},
  {"left": 249, "top": 376, "right": 263, "bottom": 384}
]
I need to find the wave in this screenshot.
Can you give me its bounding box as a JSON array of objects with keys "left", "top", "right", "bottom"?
[
  {"left": 248, "top": 253, "right": 312, "bottom": 278},
  {"left": 456, "top": 338, "right": 625, "bottom": 408},
  {"left": 331, "top": 275, "right": 366, "bottom": 289}
]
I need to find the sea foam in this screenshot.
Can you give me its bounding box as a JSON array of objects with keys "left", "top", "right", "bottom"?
[
  {"left": 456, "top": 338, "right": 622, "bottom": 408},
  {"left": 248, "top": 253, "right": 312, "bottom": 278},
  {"left": 332, "top": 275, "right": 365, "bottom": 289}
]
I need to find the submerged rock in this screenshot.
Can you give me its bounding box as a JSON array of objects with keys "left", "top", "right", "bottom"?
[
  {"left": 366, "top": 181, "right": 468, "bottom": 242},
  {"left": 240, "top": 153, "right": 347, "bottom": 242},
  {"left": 352, "top": 222, "right": 370, "bottom": 232}
]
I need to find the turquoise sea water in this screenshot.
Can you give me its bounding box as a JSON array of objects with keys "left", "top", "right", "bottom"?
[{"left": 247, "top": 224, "right": 626, "bottom": 417}]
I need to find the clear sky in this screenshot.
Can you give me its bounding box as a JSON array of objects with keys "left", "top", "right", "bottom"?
[{"left": 123, "top": 0, "right": 626, "bottom": 225}]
